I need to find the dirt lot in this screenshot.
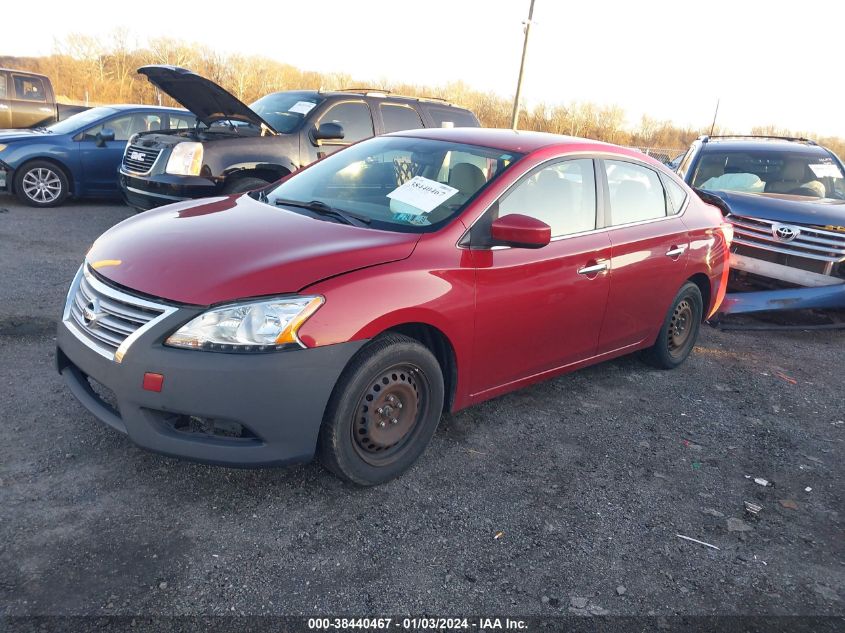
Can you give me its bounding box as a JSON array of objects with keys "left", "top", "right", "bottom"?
[{"left": 0, "top": 199, "right": 843, "bottom": 621}]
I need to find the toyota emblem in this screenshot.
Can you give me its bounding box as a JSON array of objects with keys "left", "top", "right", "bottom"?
[
  {"left": 772, "top": 224, "right": 800, "bottom": 242},
  {"left": 82, "top": 297, "right": 104, "bottom": 327}
]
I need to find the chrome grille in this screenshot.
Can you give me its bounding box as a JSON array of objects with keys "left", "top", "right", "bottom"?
[
  {"left": 121, "top": 144, "right": 162, "bottom": 175},
  {"left": 729, "top": 215, "right": 845, "bottom": 265},
  {"left": 63, "top": 266, "right": 175, "bottom": 362}
]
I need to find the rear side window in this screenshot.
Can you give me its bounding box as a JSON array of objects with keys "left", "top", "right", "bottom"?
[
  {"left": 0, "top": 74, "right": 7, "bottom": 99},
  {"left": 604, "top": 160, "right": 667, "bottom": 225},
  {"left": 320, "top": 101, "right": 374, "bottom": 143},
  {"left": 661, "top": 175, "right": 688, "bottom": 215},
  {"left": 380, "top": 103, "right": 423, "bottom": 133},
  {"left": 168, "top": 114, "right": 197, "bottom": 129},
  {"left": 13, "top": 75, "right": 46, "bottom": 102},
  {"left": 427, "top": 106, "right": 479, "bottom": 128}
]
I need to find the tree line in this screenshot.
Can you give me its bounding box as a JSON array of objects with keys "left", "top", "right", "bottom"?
[{"left": 2, "top": 31, "right": 843, "bottom": 158}]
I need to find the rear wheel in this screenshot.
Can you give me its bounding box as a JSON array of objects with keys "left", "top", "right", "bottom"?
[
  {"left": 15, "top": 161, "right": 69, "bottom": 207},
  {"left": 318, "top": 334, "right": 444, "bottom": 486},
  {"left": 223, "top": 176, "right": 269, "bottom": 194},
  {"left": 643, "top": 282, "right": 703, "bottom": 369}
]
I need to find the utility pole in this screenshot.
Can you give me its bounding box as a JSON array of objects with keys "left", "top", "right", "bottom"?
[
  {"left": 709, "top": 98, "right": 720, "bottom": 135},
  {"left": 511, "top": 0, "right": 536, "bottom": 130}
]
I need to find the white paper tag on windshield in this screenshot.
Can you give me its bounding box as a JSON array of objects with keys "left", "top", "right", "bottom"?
[
  {"left": 289, "top": 101, "right": 316, "bottom": 115},
  {"left": 808, "top": 163, "right": 843, "bottom": 178},
  {"left": 387, "top": 176, "right": 459, "bottom": 214}
]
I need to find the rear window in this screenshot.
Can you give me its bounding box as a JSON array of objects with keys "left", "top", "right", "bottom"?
[
  {"left": 426, "top": 106, "right": 479, "bottom": 128},
  {"left": 692, "top": 148, "right": 845, "bottom": 200},
  {"left": 605, "top": 160, "right": 667, "bottom": 225}
]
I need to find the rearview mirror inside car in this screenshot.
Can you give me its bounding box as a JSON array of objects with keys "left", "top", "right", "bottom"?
[
  {"left": 490, "top": 214, "right": 551, "bottom": 249},
  {"left": 96, "top": 128, "right": 116, "bottom": 146},
  {"left": 313, "top": 122, "right": 345, "bottom": 142}
]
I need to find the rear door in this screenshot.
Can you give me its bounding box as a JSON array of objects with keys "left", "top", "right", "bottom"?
[
  {"left": 470, "top": 157, "right": 612, "bottom": 397},
  {"left": 9, "top": 73, "right": 53, "bottom": 128},
  {"left": 597, "top": 158, "right": 690, "bottom": 354}
]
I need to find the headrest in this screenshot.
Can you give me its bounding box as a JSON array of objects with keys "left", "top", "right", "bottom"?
[
  {"left": 781, "top": 159, "right": 806, "bottom": 181},
  {"left": 448, "top": 163, "right": 486, "bottom": 193}
]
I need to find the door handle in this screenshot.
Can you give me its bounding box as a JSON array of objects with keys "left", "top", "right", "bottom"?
[
  {"left": 577, "top": 262, "right": 609, "bottom": 276},
  {"left": 666, "top": 245, "right": 688, "bottom": 258}
]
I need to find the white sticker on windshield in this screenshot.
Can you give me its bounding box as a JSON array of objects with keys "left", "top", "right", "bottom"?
[
  {"left": 808, "top": 163, "right": 843, "bottom": 178},
  {"left": 289, "top": 101, "right": 316, "bottom": 115},
  {"left": 387, "top": 176, "right": 459, "bottom": 214}
]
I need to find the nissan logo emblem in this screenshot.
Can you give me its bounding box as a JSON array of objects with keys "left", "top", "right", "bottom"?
[
  {"left": 772, "top": 224, "right": 800, "bottom": 243},
  {"left": 82, "top": 297, "right": 104, "bottom": 328}
]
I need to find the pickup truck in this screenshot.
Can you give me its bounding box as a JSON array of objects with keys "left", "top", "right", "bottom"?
[{"left": 0, "top": 68, "right": 88, "bottom": 129}]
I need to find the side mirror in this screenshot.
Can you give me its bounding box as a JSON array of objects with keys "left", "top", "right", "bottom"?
[
  {"left": 490, "top": 213, "right": 551, "bottom": 249},
  {"left": 96, "top": 128, "right": 116, "bottom": 146},
  {"left": 313, "top": 122, "right": 345, "bottom": 142}
]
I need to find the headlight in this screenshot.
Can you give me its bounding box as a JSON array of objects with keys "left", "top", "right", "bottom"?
[
  {"left": 0, "top": 143, "right": 7, "bottom": 153},
  {"left": 165, "top": 296, "right": 323, "bottom": 352},
  {"left": 165, "top": 142, "right": 204, "bottom": 176}
]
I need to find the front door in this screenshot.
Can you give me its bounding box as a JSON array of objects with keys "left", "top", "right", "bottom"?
[
  {"left": 79, "top": 112, "right": 158, "bottom": 194},
  {"left": 310, "top": 100, "right": 374, "bottom": 161},
  {"left": 470, "top": 158, "right": 612, "bottom": 396},
  {"left": 597, "top": 158, "right": 690, "bottom": 353}
]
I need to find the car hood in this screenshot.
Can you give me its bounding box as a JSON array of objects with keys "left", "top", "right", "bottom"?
[
  {"left": 0, "top": 128, "right": 51, "bottom": 142},
  {"left": 86, "top": 194, "right": 421, "bottom": 306},
  {"left": 709, "top": 190, "right": 845, "bottom": 228},
  {"left": 137, "top": 65, "right": 277, "bottom": 131}
]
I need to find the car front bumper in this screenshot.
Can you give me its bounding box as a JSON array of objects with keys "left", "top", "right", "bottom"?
[
  {"left": 119, "top": 170, "right": 221, "bottom": 211},
  {"left": 56, "top": 300, "right": 366, "bottom": 467}
]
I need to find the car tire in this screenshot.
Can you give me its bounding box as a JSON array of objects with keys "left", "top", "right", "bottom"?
[
  {"left": 223, "top": 177, "right": 269, "bottom": 194},
  {"left": 14, "top": 161, "right": 69, "bottom": 207},
  {"left": 318, "top": 333, "right": 445, "bottom": 486},
  {"left": 642, "top": 281, "right": 703, "bottom": 370}
]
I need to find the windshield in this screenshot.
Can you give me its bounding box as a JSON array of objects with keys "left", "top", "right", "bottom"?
[
  {"left": 46, "top": 107, "right": 118, "bottom": 135},
  {"left": 249, "top": 92, "right": 324, "bottom": 134},
  {"left": 260, "top": 136, "right": 522, "bottom": 232},
  {"left": 692, "top": 149, "right": 845, "bottom": 200}
]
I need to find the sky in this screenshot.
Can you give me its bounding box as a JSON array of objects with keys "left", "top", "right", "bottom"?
[{"left": 4, "top": 0, "right": 844, "bottom": 138}]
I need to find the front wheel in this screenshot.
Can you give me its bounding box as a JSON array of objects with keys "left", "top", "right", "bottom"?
[
  {"left": 222, "top": 176, "right": 269, "bottom": 194},
  {"left": 318, "top": 333, "right": 445, "bottom": 486},
  {"left": 15, "top": 161, "right": 69, "bottom": 207},
  {"left": 642, "top": 282, "right": 703, "bottom": 369}
]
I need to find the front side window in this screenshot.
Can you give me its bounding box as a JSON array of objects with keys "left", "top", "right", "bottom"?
[
  {"left": 605, "top": 160, "right": 667, "bottom": 225},
  {"left": 261, "top": 136, "right": 521, "bottom": 233},
  {"left": 499, "top": 159, "right": 597, "bottom": 237},
  {"left": 82, "top": 114, "right": 151, "bottom": 141},
  {"left": 319, "top": 101, "right": 374, "bottom": 143},
  {"left": 380, "top": 104, "right": 423, "bottom": 133},
  {"left": 13, "top": 75, "right": 45, "bottom": 102},
  {"left": 692, "top": 149, "right": 845, "bottom": 200}
]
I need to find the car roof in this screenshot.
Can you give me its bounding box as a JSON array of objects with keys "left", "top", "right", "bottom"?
[
  {"left": 700, "top": 137, "right": 830, "bottom": 155},
  {"left": 261, "top": 89, "right": 471, "bottom": 110},
  {"left": 104, "top": 104, "right": 189, "bottom": 113},
  {"left": 390, "top": 127, "right": 640, "bottom": 157}
]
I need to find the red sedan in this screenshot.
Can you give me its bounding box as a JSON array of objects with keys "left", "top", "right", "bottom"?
[{"left": 57, "top": 128, "right": 731, "bottom": 485}]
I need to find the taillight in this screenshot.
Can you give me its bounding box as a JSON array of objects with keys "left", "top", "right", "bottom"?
[{"left": 720, "top": 222, "right": 734, "bottom": 246}]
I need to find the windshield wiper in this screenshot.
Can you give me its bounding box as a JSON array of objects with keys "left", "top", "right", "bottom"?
[{"left": 274, "top": 198, "right": 371, "bottom": 226}]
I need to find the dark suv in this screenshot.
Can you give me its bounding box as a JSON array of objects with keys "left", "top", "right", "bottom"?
[{"left": 119, "top": 66, "right": 480, "bottom": 210}]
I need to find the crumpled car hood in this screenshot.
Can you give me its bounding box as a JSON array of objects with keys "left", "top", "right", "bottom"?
[{"left": 710, "top": 189, "right": 845, "bottom": 228}]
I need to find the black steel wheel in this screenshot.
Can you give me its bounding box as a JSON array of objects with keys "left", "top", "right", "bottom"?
[
  {"left": 318, "top": 333, "right": 444, "bottom": 485},
  {"left": 643, "top": 282, "right": 703, "bottom": 369}
]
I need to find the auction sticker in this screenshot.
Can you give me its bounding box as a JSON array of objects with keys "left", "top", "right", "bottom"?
[
  {"left": 387, "top": 176, "right": 459, "bottom": 214},
  {"left": 808, "top": 163, "right": 843, "bottom": 178},
  {"left": 289, "top": 101, "right": 317, "bottom": 115}
]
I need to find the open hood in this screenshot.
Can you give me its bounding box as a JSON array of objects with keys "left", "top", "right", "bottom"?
[
  {"left": 710, "top": 190, "right": 845, "bottom": 228},
  {"left": 137, "top": 65, "right": 277, "bottom": 131},
  {"left": 85, "top": 193, "right": 420, "bottom": 306}
]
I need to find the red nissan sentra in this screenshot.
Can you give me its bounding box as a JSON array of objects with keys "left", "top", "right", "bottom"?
[{"left": 57, "top": 128, "right": 731, "bottom": 485}]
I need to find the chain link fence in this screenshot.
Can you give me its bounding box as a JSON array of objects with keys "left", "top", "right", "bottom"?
[{"left": 628, "top": 146, "right": 686, "bottom": 166}]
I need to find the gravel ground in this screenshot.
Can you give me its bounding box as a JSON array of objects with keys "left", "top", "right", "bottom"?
[{"left": 0, "top": 198, "right": 843, "bottom": 619}]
